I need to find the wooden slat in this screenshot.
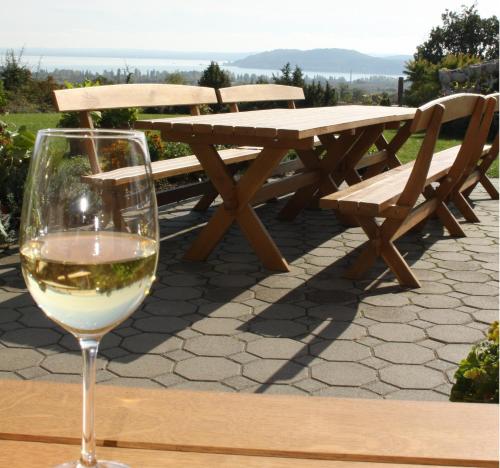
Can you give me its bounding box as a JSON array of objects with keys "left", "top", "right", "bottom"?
[
  {"left": 252, "top": 171, "right": 321, "bottom": 205},
  {"left": 217, "top": 84, "right": 305, "bottom": 104},
  {"left": 0, "top": 441, "right": 471, "bottom": 468},
  {"left": 136, "top": 106, "right": 416, "bottom": 141},
  {"left": 319, "top": 146, "right": 460, "bottom": 215},
  {"left": 82, "top": 147, "right": 261, "bottom": 187},
  {"left": 0, "top": 381, "right": 496, "bottom": 467},
  {"left": 411, "top": 93, "right": 484, "bottom": 132},
  {"left": 355, "top": 150, "right": 388, "bottom": 170},
  {"left": 53, "top": 84, "right": 218, "bottom": 112}
]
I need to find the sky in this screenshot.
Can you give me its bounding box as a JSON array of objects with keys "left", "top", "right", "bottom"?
[{"left": 1, "top": 0, "right": 498, "bottom": 56}]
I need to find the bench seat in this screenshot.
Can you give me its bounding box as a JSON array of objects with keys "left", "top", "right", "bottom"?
[
  {"left": 320, "top": 145, "right": 460, "bottom": 216},
  {"left": 83, "top": 146, "right": 262, "bottom": 187}
]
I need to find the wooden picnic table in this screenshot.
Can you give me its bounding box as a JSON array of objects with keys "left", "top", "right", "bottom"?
[
  {"left": 136, "top": 105, "right": 417, "bottom": 271},
  {"left": 0, "top": 380, "right": 497, "bottom": 467}
]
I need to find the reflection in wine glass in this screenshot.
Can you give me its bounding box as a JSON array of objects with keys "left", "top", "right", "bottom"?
[{"left": 20, "top": 129, "right": 159, "bottom": 468}]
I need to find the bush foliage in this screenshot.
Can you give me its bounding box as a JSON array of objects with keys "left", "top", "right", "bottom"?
[{"left": 450, "top": 321, "right": 499, "bottom": 403}]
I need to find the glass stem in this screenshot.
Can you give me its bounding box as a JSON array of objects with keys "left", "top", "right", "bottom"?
[{"left": 79, "top": 338, "right": 100, "bottom": 467}]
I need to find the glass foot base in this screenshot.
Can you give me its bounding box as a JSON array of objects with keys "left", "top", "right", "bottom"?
[{"left": 55, "top": 461, "right": 130, "bottom": 468}]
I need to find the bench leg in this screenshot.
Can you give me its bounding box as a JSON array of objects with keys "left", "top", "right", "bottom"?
[
  {"left": 435, "top": 202, "right": 466, "bottom": 237},
  {"left": 344, "top": 241, "right": 378, "bottom": 279},
  {"left": 452, "top": 192, "right": 480, "bottom": 223},
  {"left": 480, "top": 175, "right": 499, "bottom": 200},
  {"left": 192, "top": 187, "right": 218, "bottom": 211},
  {"left": 380, "top": 241, "right": 421, "bottom": 288}
]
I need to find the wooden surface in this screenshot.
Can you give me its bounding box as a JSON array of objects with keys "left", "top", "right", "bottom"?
[
  {"left": 0, "top": 380, "right": 497, "bottom": 467},
  {"left": 136, "top": 105, "right": 416, "bottom": 140},
  {"left": 217, "top": 84, "right": 305, "bottom": 104},
  {"left": 53, "top": 83, "right": 218, "bottom": 112},
  {"left": 83, "top": 146, "right": 261, "bottom": 187},
  {"left": 0, "top": 441, "right": 473, "bottom": 468}
]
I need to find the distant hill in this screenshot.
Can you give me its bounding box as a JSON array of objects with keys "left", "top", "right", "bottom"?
[{"left": 231, "top": 48, "right": 409, "bottom": 75}]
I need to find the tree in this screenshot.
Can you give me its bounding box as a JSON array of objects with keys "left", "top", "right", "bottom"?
[
  {"left": 273, "top": 63, "right": 305, "bottom": 87},
  {"left": 415, "top": 4, "right": 498, "bottom": 63},
  {"left": 198, "top": 61, "right": 231, "bottom": 89},
  {"left": 404, "top": 4, "right": 498, "bottom": 106},
  {"left": 0, "top": 49, "right": 31, "bottom": 92}
]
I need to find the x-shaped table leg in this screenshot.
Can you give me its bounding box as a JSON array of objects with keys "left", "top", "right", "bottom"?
[
  {"left": 278, "top": 124, "right": 386, "bottom": 221},
  {"left": 184, "top": 143, "right": 290, "bottom": 271}
]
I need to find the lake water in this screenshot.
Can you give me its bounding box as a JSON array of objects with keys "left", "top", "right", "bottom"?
[{"left": 21, "top": 54, "right": 397, "bottom": 81}]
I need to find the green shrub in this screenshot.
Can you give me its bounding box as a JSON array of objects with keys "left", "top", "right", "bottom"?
[
  {"left": 0, "top": 80, "right": 7, "bottom": 113},
  {"left": 0, "top": 120, "right": 35, "bottom": 243},
  {"left": 450, "top": 321, "right": 499, "bottom": 403}
]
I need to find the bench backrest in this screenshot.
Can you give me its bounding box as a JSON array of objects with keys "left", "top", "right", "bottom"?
[
  {"left": 217, "top": 84, "right": 305, "bottom": 112},
  {"left": 53, "top": 83, "right": 219, "bottom": 128},
  {"left": 399, "top": 93, "right": 496, "bottom": 207}
]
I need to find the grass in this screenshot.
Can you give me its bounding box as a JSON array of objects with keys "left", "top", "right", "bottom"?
[
  {"left": 2, "top": 113, "right": 497, "bottom": 177},
  {"left": 1, "top": 112, "right": 177, "bottom": 134}
]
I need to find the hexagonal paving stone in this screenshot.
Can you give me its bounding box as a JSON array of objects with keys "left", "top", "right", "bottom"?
[
  {"left": 184, "top": 335, "right": 244, "bottom": 356},
  {"left": 1, "top": 328, "right": 62, "bottom": 348},
  {"left": 108, "top": 354, "right": 172, "bottom": 378},
  {"left": 121, "top": 334, "right": 183, "bottom": 354},
  {"left": 253, "top": 304, "right": 305, "bottom": 320},
  {"left": 259, "top": 275, "right": 304, "bottom": 289},
  {"left": 152, "top": 286, "right": 202, "bottom": 301},
  {"left": 310, "top": 340, "right": 370, "bottom": 361},
  {"left": 42, "top": 352, "right": 106, "bottom": 374},
  {"left": 361, "top": 294, "right": 410, "bottom": 307},
  {"left": 369, "top": 323, "right": 425, "bottom": 342},
  {"left": 176, "top": 356, "right": 240, "bottom": 381},
  {"left": 374, "top": 343, "right": 434, "bottom": 364},
  {"left": 144, "top": 301, "right": 197, "bottom": 317},
  {"left": 311, "top": 321, "right": 366, "bottom": 340},
  {"left": 243, "top": 359, "right": 307, "bottom": 384},
  {"left": 192, "top": 317, "right": 243, "bottom": 335},
  {"left": 312, "top": 362, "right": 376, "bottom": 386},
  {"left": 247, "top": 338, "right": 306, "bottom": 359},
  {"left": 444, "top": 270, "right": 492, "bottom": 283},
  {"left": 249, "top": 319, "right": 308, "bottom": 338},
  {"left": 253, "top": 286, "right": 303, "bottom": 304},
  {"left": 0, "top": 347, "right": 43, "bottom": 371},
  {"left": 380, "top": 365, "right": 445, "bottom": 389},
  {"left": 134, "top": 316, "right": 188, "bottom": 334},
  {"left": 210, "top": 274, "right": 256, "bottom": 288},
  {"left": 198, "top": 302, "right": 252, "bottom": 318},
  {"left": 462, "top": 295, "right": 498, "bottom": 309},
  {"left": 17, "top": 307, "right": 53, "bottom": 327},
  {"left": 411, "top": 295, "right": 463, "bottom": 309},
  {"left": 472, "top": 310, "right": 499, "bottom": 324},
  {"left": 204, "top": 287, "right": 254, "bottom": 303},
  {"left": 436, "top": 344, "right": 472, "bottom": 364},
  {"left": 427, "top": 325, "right": 484, "bottom": 343},
  {"left": 161, "top": 274, "right": 206, "bottom": 287},
  {"left": 385, "top": 390, "right": 448, "bottom": 401},
  {"left": 453, "top": 282, "right": 498, "bottom": 296},
  {"left": 306, "top": 289, "right": 357, "bottom": 305},
  {"left": 308, "top": 304, "right": 359, "bottom": 321},
  {"left": 0, "top": 309, "right": 20, "bottom": 324},
  {"left": 362, "top": 306, "right": 417, "bottom": 323},
  {"left": 417, "top": 309, "right": 471, "bottom": 325}
]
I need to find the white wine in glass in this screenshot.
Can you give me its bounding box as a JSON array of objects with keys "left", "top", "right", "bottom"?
[{"left": 20, "top": 129, "right": 159, "bottom": 467}]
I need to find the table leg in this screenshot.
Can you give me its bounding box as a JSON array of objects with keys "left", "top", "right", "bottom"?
[{"left": 183, "top": 143, "right": 289, "bottom": 271}]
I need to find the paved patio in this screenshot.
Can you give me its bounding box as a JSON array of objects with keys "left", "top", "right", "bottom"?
[{"left": 0, "top": 181, "right": 498, "bottom": 400}]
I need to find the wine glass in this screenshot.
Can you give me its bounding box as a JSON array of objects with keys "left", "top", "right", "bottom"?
[{"left": 20, "top": 129, "right": 159, "bottom": 468}]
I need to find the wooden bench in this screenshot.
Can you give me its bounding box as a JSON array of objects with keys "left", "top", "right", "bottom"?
[
  {"left": 452, "top": 92, "right": 499, "bottom": 222},
  {"left": 319, "top": 93, "right": 497, "bottom": 288},
  {"left": 52, "top": 83, "right": 262, "bottom": 207}
]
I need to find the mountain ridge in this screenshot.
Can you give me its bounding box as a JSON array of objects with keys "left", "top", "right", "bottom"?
[{"left": 231, "top": 48, "right": 410, "bottom": 75}]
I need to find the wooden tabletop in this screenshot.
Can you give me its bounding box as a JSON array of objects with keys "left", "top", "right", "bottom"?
[
  {"left": 136, "top": 105, "right": 416, "bottom": 140},
  {"left": 0, "top": 380, "right": 497, "bottom": 467}
]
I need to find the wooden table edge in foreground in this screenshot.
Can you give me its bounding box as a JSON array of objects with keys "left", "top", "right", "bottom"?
[{"left": 0, "top": 380, "right": 497, "bottom": 467}]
